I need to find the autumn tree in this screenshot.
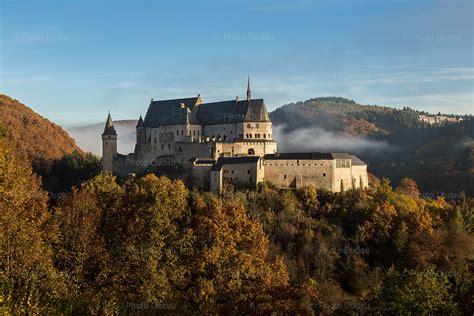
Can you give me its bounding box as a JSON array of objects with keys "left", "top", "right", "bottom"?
[
  {"left": 186, "top": 192, "right": 318, "bottom": 314},
  {"left": 0, "top": 138, "right": 66, "bottom": 313}
]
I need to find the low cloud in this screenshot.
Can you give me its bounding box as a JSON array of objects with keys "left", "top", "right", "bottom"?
[
  {"left": 66, "top": 121, "right": 137, "bottom": 156},
  {"left": 274, "top": 125, "right": 392, "bottom": 154}
]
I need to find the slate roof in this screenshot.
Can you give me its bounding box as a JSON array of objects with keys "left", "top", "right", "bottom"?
[
  {"left": 143, "top": 97, "right": 199, "bottom": 127},
  {"left": 136, "top": 115, "right": 144, "bottom": 128},
  {"left": 196, "top": 99, "right": 270, "bottom": 125},
  {"left": 211, "top": 156, "right": 260, "bottom": 171},
  {"left": 350, "top": 155, "right": 367, "bottom": 166},
  {"left": 103, "top": 113, "right": 117, "bottom": 135},
  {"left": 192, "top": 158, "right": 216, "bottom": 165},
  {"left": 264, "top": 152, "right": 334, "bottom": 160},
  {"left": 143, "top": 96, "right": 270, "bottom": 127},
  {"left": 264, "top": 152, "right": 367, "bottom": 166}
]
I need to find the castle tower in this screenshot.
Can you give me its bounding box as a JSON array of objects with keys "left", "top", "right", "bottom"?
[
  {"left": 136, "top": 115, "right": 145, "bottom": 144},
  {"left": 247, "top": 75, "right": 251, "bottom": 101},
  {"left": 102, "top": 112, "right": 117, "bottom": 172}
]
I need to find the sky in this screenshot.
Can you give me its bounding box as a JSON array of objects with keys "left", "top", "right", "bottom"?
[{"left": 1, "top": 0, "right": 473, "bottom": 126}]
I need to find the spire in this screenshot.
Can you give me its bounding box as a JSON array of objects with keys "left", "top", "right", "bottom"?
[
  {"left": 247, "top": 75, "right": 251, "bottom": 101},
  {"left": 136, "top": 115, "right": 144, "bottom": 128},
  {"left": 103, "top": 112, "right": 117, "bottom": 135}
]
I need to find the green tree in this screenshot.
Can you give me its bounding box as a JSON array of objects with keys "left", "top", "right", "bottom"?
[
  {"left": 372, "top": 266, "right": 459, "bottom": 315},
  {"left": 43, "top": 151, "right": 101, "bottom": 194}
]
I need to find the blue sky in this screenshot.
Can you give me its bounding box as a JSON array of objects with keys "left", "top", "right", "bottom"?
[{"left": 1, "top": 0, "right": 472, "bottom": 126}]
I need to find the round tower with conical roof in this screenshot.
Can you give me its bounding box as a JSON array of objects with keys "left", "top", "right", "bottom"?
[{"left": 102, "top": 112, "right": 117, "bottom": 172}]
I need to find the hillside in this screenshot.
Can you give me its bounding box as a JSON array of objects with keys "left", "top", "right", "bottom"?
[
  {"left": 0, "top": 94, "right": 82, "bottom": 172},
  {"left": 66, "top": 119, "right": 138, "bottom": 156},
  {"left": 271, "top": 97, "right": 474, "bottom": 196}
]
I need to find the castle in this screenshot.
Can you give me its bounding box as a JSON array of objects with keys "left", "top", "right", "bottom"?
[{"left": 102, "top": 79, "right": 368, "bottom": 193}]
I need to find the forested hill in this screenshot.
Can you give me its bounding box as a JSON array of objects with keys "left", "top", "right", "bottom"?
[
  {"left": 270, "top": 97, "right": 474, "bottom": 197},
  {"left": 0, "top": 94, "right": 82, "bottom": 172}
]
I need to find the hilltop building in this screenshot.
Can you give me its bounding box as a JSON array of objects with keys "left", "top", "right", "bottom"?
[
  {"left": 102, "top": 79, "right": 368, "bottom": 193},
  {"left": 418, "top": 114, "right": 463, "bottom": 125}
]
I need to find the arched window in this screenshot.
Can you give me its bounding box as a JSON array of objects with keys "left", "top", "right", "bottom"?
[
  {"left": 248, "top": 148, "right": 255, "bottom": 155},
  {"left": 223, "top": 135, "right": 228, "bottom": 141},
  {"left": 217, "top": 135, "right": 222, "bottom": 141}
]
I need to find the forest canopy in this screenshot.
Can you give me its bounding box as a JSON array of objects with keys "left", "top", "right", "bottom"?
[{"left": 1, "top": 134, "right": 473, "bottom": 315}]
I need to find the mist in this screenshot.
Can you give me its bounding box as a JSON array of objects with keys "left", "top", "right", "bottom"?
[
  {"left": 273, "top": 125, "right": 392, "bottom": 155},
  {"left": 66, "top": 120, "right": 137, "bottom": 156}
]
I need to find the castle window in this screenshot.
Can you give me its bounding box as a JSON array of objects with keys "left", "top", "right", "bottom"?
[
  {"left": 161, "top": 144, "right": 164, "bottom": 150},
  {"left": 193, "top": 130, "right": 196, "bottom": 136},
  {"left": 284, "top": 174, "right": 287, "bottom": 179},
  {"left": 247, "top": 170, "right": 250, "bottom": 174},
  {"left": 247, "top": 123, "right": 251, "bottom": 128},
  {"left": 249, "top": 134, "right": 252, "bottom": 139},
  {"left": 168, "top": 144, "right": 171, "bottom": 149},
  {"left": 323, "top": 173, "right": 326, "bottom": 177},
  {"left": 177, "top": 130, "right": 179, "bottom": 136},
  {"left": 154, "top": 138, "right": 157, "bottom": 144},
  {"left": 248, "top": 148, "right": 255, "bottom": 155},
  {"left": 256, "top": 123, "right": 259, "bottom": 128},
  {"left": 263, "top": 134, "right": 266, "bottom": 138}
]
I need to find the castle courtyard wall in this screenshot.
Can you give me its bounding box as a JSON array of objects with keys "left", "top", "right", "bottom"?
[{"left": 264, "top": 159, "right": 334, "bottom": 190}]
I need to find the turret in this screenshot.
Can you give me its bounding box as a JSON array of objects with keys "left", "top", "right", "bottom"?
[
  {"left": 102, "top": 112, "right": 117, "bottom": 172},
  {"left": 136, "top": 115, "right": 145, "bottom": 144}
]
